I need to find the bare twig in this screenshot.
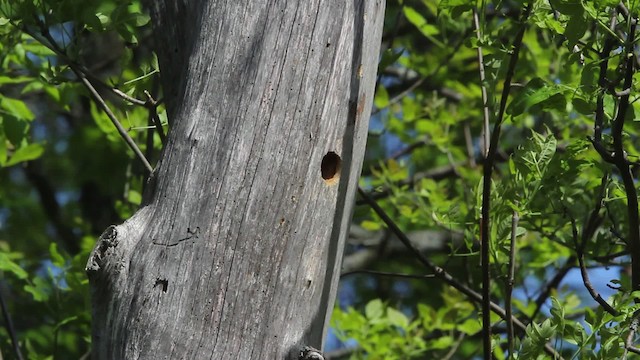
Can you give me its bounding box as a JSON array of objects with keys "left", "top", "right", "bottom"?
[
  {"left": 441, "top": 332, "right": 465, "bottom": 360},
  {"left": 572, "top": 176, "right": 619, "bottom": 315},
  {"left": 627, "top": 346, "right": 640, "bottom": 355},
  {"left": 387, "top": 138, "right": 427, "bottom": 160},
  {"left": 570, "top": 215, "right": 618, "bottom": 316},
  {"left": 506, "top": 211, "right": 519, "bottom": 356},
  {"left": 144, "top": 90, "right": 166, "bottom": 145},
  {"left": 111, "top": 87, "right": 148, "bottom": 106},
  {"left": 473, "top": 8, "right": 490, "bottom": 157},
  {"left": 594, "top": 13, "right": 617, "bottom": 143},
  {"left": 75, "top": 70, "right": 154, "bottom": 173},
  {"left": 357, "top": 187, "right": 563, "bottom": 359},
  {"left": 593, "top": 250, "right": 628, "bottom": 263},
  {"left": 464, "top": 123, "right": 477, "bottom": 167},
  {"left": 479, "top": 4, "right": 532, "bottom": 359},
  {"left": 622, "top": 318, "right": 638, "bottom": 360},
  {"left": 0, "top": 288, "right": 24, "bottom": 360},
  {"left": 340, "top": 269, "right": 435, "bottom": 279}
]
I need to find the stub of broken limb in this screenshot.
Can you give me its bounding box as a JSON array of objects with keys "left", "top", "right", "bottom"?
[
  {"left": 86, "top": 225, "right": 118, "bottom": 274},
  {"left": 299, "top": 346, "right": 324, "bottom": 360}
]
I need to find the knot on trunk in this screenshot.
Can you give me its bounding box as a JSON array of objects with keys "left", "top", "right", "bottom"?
[
  {"left": 299, "top": 346, "right": 324, "bottom": 360},
  {"left": 86, "top": 225, "right": 119, "bottom": 275}
]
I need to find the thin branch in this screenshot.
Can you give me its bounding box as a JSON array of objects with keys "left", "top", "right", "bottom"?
[
  {"left": 145, "top": 109, "right": 156, "bottom": 180},
  {"left": 627, "top": 346, "right": 640, "bottom": 356},
  {"left": 570, "top": 216, "right": 618, "bottom": 316},
  {"left": 480, "top": 5, "right": 532, "bottom": 359},
  {"left": 464, "top": 122, "right": 477, "bottom": 167},
  {"left": 622, "top": 318, "right": 638, "bottom": 360},
  {"left": 505, "top": 211, "right": 519, "bottom": 357},
  {"left": 594, "top": 13, "right": 617, "bottom": 142},
  {"left": 340, "top": 269, "right": 435, "bottom": 279},
  {"left": 357, "top": 187, "right": 563, "bottom": 360},
  {"left": 111, "top": 87, "right": 148, "bottom": 106},
  {"left": 387, "top": 138, "right": 427, "bottom": 160},
  {"left": 0, "top": 288, "right": 24, "bottom": 360},
  {"left": 144, "top": 90, "right": 166, "bottom": 145},
  {"left": 574, "top": 176, "right": 618, "bottom": 315},
  {"left": 473, "top": 8, "right": 490, "bottom": 157},
  {"left": 75, "top": 69, "right": 153, "bottom": 173},
  {"left": 593, "top": 250, "right": 628, "bottom": 263},
  {"left": 441, "top": 332, "right": 465, "bottom": 360}
]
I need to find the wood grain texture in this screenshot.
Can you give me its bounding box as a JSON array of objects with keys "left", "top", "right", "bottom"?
[{"left": 87, "top": 1, "right": 385, "bottom": 358}]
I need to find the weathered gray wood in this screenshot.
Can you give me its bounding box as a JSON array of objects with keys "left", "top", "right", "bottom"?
[{"left": 87, "top": 1, "right": 385, "bottom": 358}]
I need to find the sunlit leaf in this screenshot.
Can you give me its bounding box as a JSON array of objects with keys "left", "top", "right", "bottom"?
[{"left": 6, "top": 142, "right": 44, "bottom": 166}]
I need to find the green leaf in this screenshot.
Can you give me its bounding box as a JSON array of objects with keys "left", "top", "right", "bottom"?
[
  {"left": 3, "top": 114, "right": 28, "bottom": 145},
  {"left": 458, "top": 318, "right": 482, "bottom": 335},
  {"left": 365, "top": 299, "right": 384, "bottom": 320},
  {"left": 6, "top": 142, "right": 45, "bottom": 166},
  {"left": 24, "top": 276, "right": 50, "bottom": 302},
  {"left": 564, "top": 12, "right": 588, "bottom": 45},
  {"left": 572, "top": 96, "right": 594, "bottom": 115},
  {"left": 438, "top": 0, "right": 473, "bottom": 14},
  {"left": 550, "top": 0, "right": 585, "bottom": 16},
  {"left": 564, "top": 322, "right": 586, "bottom": 345},
  {"left": 507, "top": 78, "right": 566, "bottom": 116},
  {"left": 54, "top": 316, "right": 79, "bottom": 331},
  {"left": 49, "top": 243, "right": 65, "bottom": 268},
  {"left": 128, "top": 190, "right": 142, "bottom": 205},
  {"left": 90, "top": 101, "right": 116, "bottom": 134},
  {"left": 403, "top": 7, "right": 439, "bottom": 38},
  {"left": 580, "top": 62, "right": 598, "bottom": 89},
  {"left": 0, "top": 75, "right": 32, "bottom": 84},
  {"left": 387, "top": 307, "right": 409, "bottom": 329},
  {"left": 1, "top": 96, "right": 34, "bottom": 120},
  {"left": 378, "top": 48, "right": 404, "bottom": 73},
  {"left": 0, "top": 253, "right": 28, "bottom": 280},
  {"left": 84, "top": 12, "right": 107, "bottom": 31},
  {"left": 428, "top": 336, "right": 454, "bottom": 350},
  {"left": 361, "top": 220, "right": 381, "bottom": 231},
  {"left": 537, "top": 318, "right": 557, "bottom": 340},
  {"left": 374, "top": 84, "right": 389, "bottom": 109}
]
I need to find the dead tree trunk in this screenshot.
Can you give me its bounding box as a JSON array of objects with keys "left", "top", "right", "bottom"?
[{"left": 86, "top": 1, "right": 385, "bottom": 358}]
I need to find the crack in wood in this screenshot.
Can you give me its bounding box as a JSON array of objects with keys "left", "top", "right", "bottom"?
[{"left": 152, "top": 227, "right": 201, "bottom": 247}]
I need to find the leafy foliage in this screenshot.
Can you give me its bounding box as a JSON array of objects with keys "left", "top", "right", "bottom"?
[
  {"left": 341, "top": 0, "right": 640, "bottom": 359},
  {"left": 0, "top": 0, "right": 157, "bottom": 358}
]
